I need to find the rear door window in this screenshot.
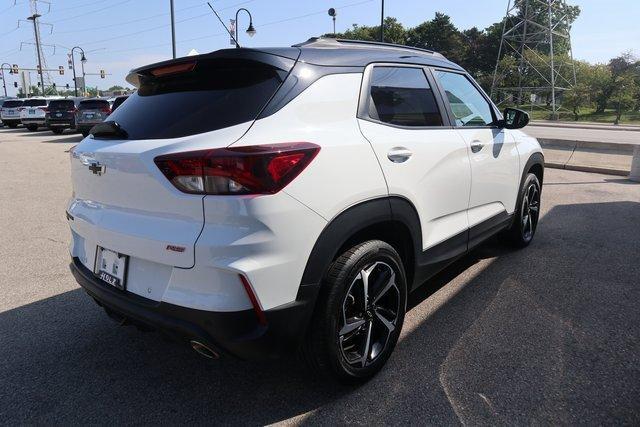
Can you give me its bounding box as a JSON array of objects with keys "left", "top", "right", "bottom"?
[
  {"left": 22, "top": 99, "right": 47, "bottom": 107},
  {"left": 107, "top": 58, "right": 288, "bottom": 140},
  {"left": 367, "top": 66, "right": 443, "bottom": 127}
]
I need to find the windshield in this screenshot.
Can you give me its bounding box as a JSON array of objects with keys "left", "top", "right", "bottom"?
[
  {"left": 23, "top": 99, "right": 47, "bottom": 107},
  {"left": 49, "top": 100, "right": 75, "bottom": 109},
  {"left": 79, "top": 100, "right": 110, "bottom": 110},
  {"left": 2, "top": 100, "right": 23, "bottom": 108}
]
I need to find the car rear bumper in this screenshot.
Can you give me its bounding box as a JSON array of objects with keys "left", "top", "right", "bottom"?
[
  {"left": 70, "top": 256, "right": 318, "bottom": 360},
  {"left": 21, "top": 118, "right": 45, "bottom": 124},
  {"left": 1, "top": 118, "right": 20, "bottom": 124},
  {"left": 47, "top": 118, "right": 74, "bottom": 127}
]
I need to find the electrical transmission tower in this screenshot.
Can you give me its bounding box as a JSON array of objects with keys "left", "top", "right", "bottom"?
[{"left": 490, "top": 0, "right": 577, "bottom": 119}]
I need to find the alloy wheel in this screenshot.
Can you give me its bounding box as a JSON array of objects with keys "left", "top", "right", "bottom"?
[
  {"left": 521, "top": 182, "right": 540, "bottom": 241},
  {"left": 338, "top": 261, "right": 400, "bottom": 368}
]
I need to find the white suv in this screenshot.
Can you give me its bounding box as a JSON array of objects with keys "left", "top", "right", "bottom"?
[{"left": 68, "top": 38, "right": 543, "bottom": 382}]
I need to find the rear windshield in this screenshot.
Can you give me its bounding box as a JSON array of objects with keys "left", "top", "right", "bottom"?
[
  {"left": 22, "top": 99, "right": 47, "bottom": 107},
  {"left": 2, "top": 100, "right": 23, "bottom": 108},
  {"left": 79, "top": 100, "right": 109, "bottom": 110},
  {"left": 49, "top": 99, "right": 75, "bottom": 109},
  {"left": 107, "top": 58, "right": 288, "bottom": 140}
]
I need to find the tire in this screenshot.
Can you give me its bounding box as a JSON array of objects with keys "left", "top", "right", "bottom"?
[
  {"left": 51, "top": 128, "right": 64, "bottom": 134},
  {"left": 302, "top": 240, "right": 407, "bottom": 384},
  {"left": 7, "top": 123, "right": 18, "bottom": 128},
  {"left": 26, "top": 124, "right": 38, "bottom": 131},
  {"left": 501, "top": 173, "right": 541, "bottom": 247}
]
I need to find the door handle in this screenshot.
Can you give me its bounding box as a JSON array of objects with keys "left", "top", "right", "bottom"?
[
  {"left": 387, "top": 147, "right": 413, "bottom": 163},
  {"left": 470, "top": 141, "right": 484, "bottom": 153}
]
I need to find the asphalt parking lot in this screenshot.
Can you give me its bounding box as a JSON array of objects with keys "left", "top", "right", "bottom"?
[{"left": 1, "top": 127, "right": 639, "bottom": 425}]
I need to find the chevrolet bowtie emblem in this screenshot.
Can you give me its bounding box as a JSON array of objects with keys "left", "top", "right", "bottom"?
[{"left": 88, "top": 162, "right": 106, "bottom": 176}]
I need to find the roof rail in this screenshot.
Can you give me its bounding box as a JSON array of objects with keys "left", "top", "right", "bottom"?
[{"left": 293, "top": 37, "right": 445, "bottom": 59}]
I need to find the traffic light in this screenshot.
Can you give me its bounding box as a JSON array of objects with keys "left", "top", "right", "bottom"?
[
  {"left": 59, "top": 66, "right": 64, "bottom": 76},
  {"left": 37, "top": 65, "right": 41, "bottom": 74},
  {"left": 100, "top": 69, "right": 105, "bottom": 79},
  {"left": 67, "top": 53, "right": 72, "bottom": 70},
  {"left": 52, "top": 83, "right": 56, "bottom": 88},
  {"left": 11, "top": 64, "right": 18, "bottom": 74},
  {"left": 65, "top": 83, "right": 69, "bottom": 89},
  {"left": 14, "top": 82, "right": 18, "bottom": 88}
]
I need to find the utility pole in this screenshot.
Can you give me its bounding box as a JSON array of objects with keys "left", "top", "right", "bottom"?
[
  {"left": 27, "top": 13, "right": 45, "bottom": 95},
  {"left": 379, "top": 0, "right": 384, "bottom": 42},
  {"left": 170, "top": 0, "right": 176, "bottom": 58},
  {"left": 1, "top": 63, "right": 11, "bottom": 97}
]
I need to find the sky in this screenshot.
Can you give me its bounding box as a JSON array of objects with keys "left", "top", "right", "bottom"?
[{"left": 1, "top": 0, "right": 638, "bottom": 97}]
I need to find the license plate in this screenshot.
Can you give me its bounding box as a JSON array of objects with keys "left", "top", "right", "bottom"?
[
  {"left": 84, "top": 113, "right": 94, "bottom": 119},
  {"left": 56, "top": 112, "right": 62, "bottom": 117},
  {"left": 94, "top": 247, "right": 128, "bottom": 290},
  {"left": 29, "top": 109, "right": 35, "bottom": 114}
]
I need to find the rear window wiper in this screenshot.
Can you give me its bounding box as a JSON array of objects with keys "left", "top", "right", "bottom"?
[{"left": 90, "top": 121, "right": 129, "bottom": 140}]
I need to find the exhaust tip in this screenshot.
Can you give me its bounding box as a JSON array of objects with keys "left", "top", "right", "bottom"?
[{"left": 190, "top": 340, "right": 220, "bottom": 359}]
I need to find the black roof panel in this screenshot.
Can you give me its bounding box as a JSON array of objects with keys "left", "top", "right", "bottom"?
[{"left": 292, "top": 37, "right": 464, "bottom": 70}]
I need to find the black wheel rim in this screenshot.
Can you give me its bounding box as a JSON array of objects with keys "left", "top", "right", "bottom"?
[
  {"left": 338, "top": 261, "right": 400, "bottom": 368},
  {"left": 521, "top": 182, "right": 540, "bottom": 242}
]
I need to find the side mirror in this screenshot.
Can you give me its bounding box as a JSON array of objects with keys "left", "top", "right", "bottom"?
[{"left": 502, "top": 107, "right": 529, "bottom": 129}]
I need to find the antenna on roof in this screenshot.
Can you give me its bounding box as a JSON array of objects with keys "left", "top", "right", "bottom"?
[{"left": 206, "top": 2, "right": 240, "bottom": 48}]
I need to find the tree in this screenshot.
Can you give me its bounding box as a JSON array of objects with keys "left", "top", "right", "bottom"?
[
  {"left": 610, "top": 72, "right": 638, "bottom": 124},
  {"left": 407, "top": 13, "right": 466, "bottom": 64},
  {"left": 562, "top": 83, "right": 590, "bottom": 120},
  {"left": 336, "top": 17, "right": 407, "bottom": 45},
  {"left": 107, "top": 85, "right": 124, "bottom": 92}
]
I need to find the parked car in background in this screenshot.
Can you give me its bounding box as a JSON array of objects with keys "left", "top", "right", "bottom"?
[
  {"left": 1, "top": 99, "right": 24, "bottom": 128},
  {"left": 111, "top": 95, "right": 129, "bottom": 112},
  {"left": 20, "top": 98, "right": 55, "bottom": 131},
  {"left": 67, "top": 39, "right": 543, "bottom": 383},
  {"left": 46, "top": 98, "right": 84, "bottom": 134},
  {"left": 75, "top": 98, "right": 111, "bottom": 137}
]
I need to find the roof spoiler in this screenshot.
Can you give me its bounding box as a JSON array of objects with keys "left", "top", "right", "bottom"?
[{"left": 125, "top": 48, "right": 300, "bottom": 88}]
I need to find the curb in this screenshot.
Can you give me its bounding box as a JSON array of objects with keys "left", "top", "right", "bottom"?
[
  {"left": 539, "top": 138, "right": 634, "bottom": 177},
  {"left": 544, "top": 162, "right": 630, "bottom": 176},
  {"left": 530, "top": 121, "right": 640, "bottom": 132}
]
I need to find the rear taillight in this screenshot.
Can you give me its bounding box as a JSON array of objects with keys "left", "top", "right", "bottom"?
[{"left": 154, "top": 142, "right": 320, "bottom": 195}]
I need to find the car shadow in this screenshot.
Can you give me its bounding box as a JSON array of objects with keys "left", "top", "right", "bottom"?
[
  {"left": 39, "top": 135, "right": 84, "bottom": 144},
  {"left": 1, "top": 202, "right": 639, "bottom": 424}
]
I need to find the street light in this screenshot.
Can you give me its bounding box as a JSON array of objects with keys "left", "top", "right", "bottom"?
[
  {"left": 328, "top": 8, "right": 337, "bottom": 35},
  {"left": 71, "top": 46, "right": 86, "bottom": 97},
  {"left": 234, "top": 8, "right": 255, "bottom": 48}
]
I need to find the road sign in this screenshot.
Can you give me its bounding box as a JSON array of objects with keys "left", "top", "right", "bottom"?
[
  {"left": 229, "top": 19, "right": 236, "bottom": 45},
  {"left": 59, "top": 66, "right": 64, "bottom": 76}
]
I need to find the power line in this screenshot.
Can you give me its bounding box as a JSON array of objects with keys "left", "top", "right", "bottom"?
[
  {"left": 101, "top": 0, "right": 373, "bottom": 55},
  {"left": 54, "top": 2, "right": 205, "bottom": 34},
  {"left": 50, "top": 0, "right": 131, "bottom": 23}
]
